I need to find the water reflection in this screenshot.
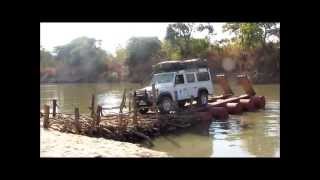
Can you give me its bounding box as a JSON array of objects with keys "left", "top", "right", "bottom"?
[{"left": 40, "top": 83, "right": 140, "bottom": 114}]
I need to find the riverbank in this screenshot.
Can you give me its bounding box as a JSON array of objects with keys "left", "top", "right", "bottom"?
[{"left": 40, "top": 127, "right": 169, "bottom": 157}]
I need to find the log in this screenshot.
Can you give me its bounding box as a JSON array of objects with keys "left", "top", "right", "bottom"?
[
  {"left": 132, "top": 131, "right": 154, "bottom": 147},
  {"left": 167, "top": 122, "right": 191, "bottom": 128}
]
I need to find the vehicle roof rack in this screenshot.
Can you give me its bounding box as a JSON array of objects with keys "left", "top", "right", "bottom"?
[{"left": 152, "top": 58, "right": 208, "bottom": 73}]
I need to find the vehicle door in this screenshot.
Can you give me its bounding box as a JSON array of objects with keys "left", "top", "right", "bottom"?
[
  {"left": 173, "top": 73, "right": 188, "bottom": 101},
  {"left": 196, "top": 68, "right": 213, "bottom": 96},
  {"left": 185, "top": 72, "right": 198, "bottom": 98}
]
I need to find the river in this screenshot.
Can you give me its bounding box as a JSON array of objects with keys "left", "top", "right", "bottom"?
[{"left": 40, "top": 82, "right": 280, "bottom": 157}]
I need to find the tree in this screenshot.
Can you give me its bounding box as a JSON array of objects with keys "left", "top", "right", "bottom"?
[
  {"left": 222, "top": 23, "right": 241, "bottom": 35},
  {"left": 239, "top": 23, "right": 263, "bottom": 49},
  {"left": 223, "top": 23, "right": 280, "bottom": 48},
  {"left": 40, "top": 48, "right": 56, "bottom": 68},
  {"left": 126, "top": 37, "right": 161, "bottom": 82},
  {"left": 160, "top": 40, "right": 182, "bottom": 60},
  {"left": 53, "top": 37, "right": 108, "bottom": 82},
  {"left": 258, "top": 23, "right": 279, "bottom": 44},
  {"left": 223, "top": 23, "right": 263, "bottom": 50},
  {"left": 114, "top": 45, "right": 127, "bottom": 63},
  {"left": 165, "top": 23, "right": 214, "bottom": 59},
  {"left": 189, "top": 38, "right": 210, "bottom": 58}
]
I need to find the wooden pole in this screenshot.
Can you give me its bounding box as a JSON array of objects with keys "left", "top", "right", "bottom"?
[
  {"left": 216, "top": 75, "right": 234, "bottom": 96},
  {"left": 151, "top": 83, "right": 158, "bottom": 119},
  {"left": 96, "top": 105, "right": 102, "bottom": 126},
  {"left": 128, "top": 93, "right": 132, "bottom": 112},
  {"left": 237, "top": 74, "right": 256, "bottom": 96},
  {"left": 52, "top": 99, "right": 57, "bottom": 117},
  {"left": 43, "top": 105, "right": 50, "bottom": 129},
  {"left": 119, "top": 89, "right": 127, "bottom": 113},
  {"left": 91, "top": 94, "right": 95, "bottom": 117},
  {"left": 74, "top": 107, "right": 80, "bottom": 134},
  {"left": 133, "top": 91, "right": 137, "bottom": 125}
]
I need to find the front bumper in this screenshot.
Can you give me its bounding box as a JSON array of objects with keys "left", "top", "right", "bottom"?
[{"left": 134, "top": 90, "right": 153, "bottom": 106}]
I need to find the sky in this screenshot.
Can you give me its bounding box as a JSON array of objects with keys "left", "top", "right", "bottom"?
[{"left": 40, "top": 23, "right": 231, "bottom": 55}]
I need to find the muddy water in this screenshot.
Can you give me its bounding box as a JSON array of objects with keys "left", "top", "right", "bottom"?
[{"left": 40, "top": 83, "right": 280, "bottom": 157}]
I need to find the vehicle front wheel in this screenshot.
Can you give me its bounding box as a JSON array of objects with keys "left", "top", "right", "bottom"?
[
  {"left": 197, "top": 91, "right": 208, "bottom": 106},
  {"left": 158, "top": 96, "right": 173, "bottom": 114}
]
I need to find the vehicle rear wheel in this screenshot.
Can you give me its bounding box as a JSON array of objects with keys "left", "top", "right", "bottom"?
[
  {"left": 158, "top": 96, "right": 173, "bottom": 114},
  {"left": 197, "top": 91, "right": 208, "bottom": 106},
  {"left": 139, "top": 108, "right": 149, "bottom": 114}
]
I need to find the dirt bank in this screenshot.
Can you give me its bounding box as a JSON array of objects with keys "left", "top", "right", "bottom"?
[{"left": 40, "top": 128, "right": 169, "bottom": 157}]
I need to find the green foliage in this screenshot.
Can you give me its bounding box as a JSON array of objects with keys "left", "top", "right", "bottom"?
[
  {"left": 40, "top": 48, "right": 56, "bottom": 68},
  {"left": 165, "top": 23, "right": 214, "bottom": 59},
  {"left": 126, "top": 37, "right": 161, "bottom": 65},
  {"left": 239, "top": 23, "right": 263, "bottom": 49},
  {"left": 114, "top": 46, "right": 127, "bottom": 63},
  {"left": 54, "top": 37, "right": 106, "bottom": 67},
  {"left": 189, "top": 38, "right": 210, "bottom": 58},
  {"left": 223, "top": 23, "right": 264, "bottom": 50},
  {"left": 223, "top": 23, "right": 241, "bottom": 34},
  {"left": 160, "top": 40, "right": 182, "bottom": 60},
  {"left": 52, "top": 37, "right": 108, "bottom": 81},
  {"left": 126, "top": 37, "right": 161, "bottom": 82},
  {"left": 258, "top": 23, "right": 279, "bottom": 42}
]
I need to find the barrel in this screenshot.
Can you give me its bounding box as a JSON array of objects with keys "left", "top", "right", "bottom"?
[
  {"left": 197, "top": 111, "right": 213, "bottom": 122},
  {"left": 239, "top": 98, "right": 256, "bottom": 111},
  {"left": 209, "top": 107, "right": 229, "bottom": 120},
  {"left": 226, "top": 102, "right": 243, "bottom": 114},
  {"left": 259, "top": 96, "right": 266, "bottom": 109},
  {"left": 192, "top": 106, "right": 210, "bottom": 112},
  {"left": 251, "top": 96, "right": 266, "bottom": 109}
]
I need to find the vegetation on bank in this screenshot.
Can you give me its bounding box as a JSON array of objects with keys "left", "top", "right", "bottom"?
[{"left": 40, "top": 23, "right": 279, "bottom": 84}]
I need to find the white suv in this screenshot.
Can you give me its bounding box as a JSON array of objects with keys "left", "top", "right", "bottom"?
[{"left": 135, "top": 59, "right": 213, "bottom": 114}]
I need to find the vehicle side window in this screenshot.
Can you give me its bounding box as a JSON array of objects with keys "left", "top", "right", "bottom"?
[
  {"left": 175, "top": 74, "right": 185, "bottom": 84},
  {"left": 197, "top": 72, "right": 210, "bottom": 81},
  {"left": 186, "top": 73, "right": 195, "bottom": 83}
]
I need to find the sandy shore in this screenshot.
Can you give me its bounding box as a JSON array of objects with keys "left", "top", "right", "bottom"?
[{"left": 40, "top": 127, "right": 169, "bottom": 157}]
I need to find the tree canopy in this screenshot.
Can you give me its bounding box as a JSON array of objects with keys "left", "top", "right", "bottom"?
[
  {"left": 165, "top": 23, "right": 214, "bottom": 58},
  {"left": 41, "top": 23, "right": 280, "bottom": 84},
  {"left": 125, "top": 37, "right": 162, "bottom": 82}
]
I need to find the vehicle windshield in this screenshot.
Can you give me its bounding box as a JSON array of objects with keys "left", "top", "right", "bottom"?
[{"left": 151, "top": 72, "right": 174, "bottom": 85}]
